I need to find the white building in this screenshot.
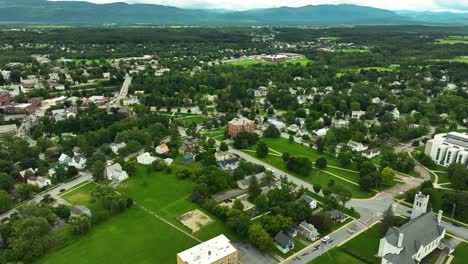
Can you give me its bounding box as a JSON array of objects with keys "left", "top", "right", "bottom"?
[
  {"left": 347, "top": 140, "right": 368, "bottom": 152},
  {"left": 136, "top": 152, "right": 157, "bottom": 165},
  {"left": 110, "top": 142, "right": 127, "bottom": 154},
  {"left": 362, "top": 149, "right": 381, "bottom": 159},
  {"left": 424, "top": 132, "right": 468, "bottom": 168},
  {"left": 27, "top": 176, "right": 51, "bottom": 188},
  {"left": 58, "top": 153, "right": 86, "bottom": 169},
  {"left": 177, "top": 235, "right": 238, "bottom": 264},
  {"left": 351, "top": 110, "right": 366, "bottom": 119},
  {"left": 378, "top": 192, "right": 452, "bottom": 264},
  {"left": 392, "top": 108, "right": 400, "bottom": 120},
  {"left": 105, "top": 163, "right": 128, "bottom": 182}
]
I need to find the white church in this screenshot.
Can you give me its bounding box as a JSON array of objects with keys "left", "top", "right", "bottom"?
[{"left": 378, "top": 192, "right": 453, "bottom": 264}]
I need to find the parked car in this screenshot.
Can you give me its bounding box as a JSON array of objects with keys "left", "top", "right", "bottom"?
[{"left": 322, "top": 236, "right": 330, "bottom": 243}]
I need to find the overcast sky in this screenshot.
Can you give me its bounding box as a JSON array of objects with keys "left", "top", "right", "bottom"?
[{"left": 55, "top": 0, "right": 468, "bottom": 12}]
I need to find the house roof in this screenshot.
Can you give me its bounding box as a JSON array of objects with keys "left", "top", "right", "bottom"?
[
  {"left": 106, "top": 163, "right": 123, "bottom": 175},
  {"left": 328, "top": 210, "right": 345, "bottom": 219},
  {"left": 299, "top": 221, "right": 318, "bottom": 234},
  {"left": 177, "top": 235, "right": 236, "bottom": 264},
  {"left": 299, "top": 194, "right": 315, "bottom": 204},
  {"left": 70, "top": 205, "right": 90, "bottom": 215},
  {"left": 382, "top": 212, "right": 444, "bottom": 264},
  {"left": 274, "top": 231, "right": 292, "bottom": 248}
]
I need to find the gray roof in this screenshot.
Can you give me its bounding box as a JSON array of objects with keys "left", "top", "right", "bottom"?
[
  {"left": 382, "top": 212, "right": 444, "bottom": 264},
  {"left": 236, "top": 172, "right": 266, "bottom": 188},
  {"left": 299, "top": 194, "right": 314, "bottom": 204},
  {"left": 274, "top": 231, "right": 292, "bottom": 248}
]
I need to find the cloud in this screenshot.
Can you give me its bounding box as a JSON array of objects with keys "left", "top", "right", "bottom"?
[{"left": 433, "top": 0, "right": 468, "bottom": 11}]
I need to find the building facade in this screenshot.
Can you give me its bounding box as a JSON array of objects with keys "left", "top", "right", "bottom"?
[
  {"left": 228, "top": 117, "right": 255, "bottom": 138},
  {"left": 424, "top": 132, "right": 468, "bottom": 168}
]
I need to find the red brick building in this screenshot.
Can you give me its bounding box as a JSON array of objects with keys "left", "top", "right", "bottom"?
[
  {"left": 228, "top": 117, "right": 255, "bottom": 138},
  {"left": 0, "top": 92, "right": 10, "bottom": 106}
]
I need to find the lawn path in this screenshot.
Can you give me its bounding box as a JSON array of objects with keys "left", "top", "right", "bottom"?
[
  {"left": 318, "top": 169, "right": 360, "bottom": 186},
  {"left": 134, "top": 201, "right": 202, "bottom": 243}
]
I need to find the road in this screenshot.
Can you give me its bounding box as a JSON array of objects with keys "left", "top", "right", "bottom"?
[
  {"left": 109, "top": 73, "right": 132, "bottom": 106},
  {"left": 0, "top": 172, "right": 92, "bottom": 219}
]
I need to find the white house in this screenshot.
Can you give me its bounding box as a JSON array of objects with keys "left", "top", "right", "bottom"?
[
  {"left": 105, "top": 163, "right": 128, "bottom": 182},
  {"left": 268, "top": 119, "right": 286, "bottom": 131},
  {"left": 315, "top": 128, "right": 328, "bottom": 137},
  {"left": 69, "top": 154, "right": 87, "bottom": 169},
  {"left": 392, "top": 108, "right": 400, "bottom": 120},
  {"left": 298, "top": 221, "right": 319, "bottom": 241},
  {"left": 347, "top": 140, "right": 368, "bottom": 152},
  {"left": 378, "top": 192, "right": 453, "bottom": 264},
  {"left": 351, "top": 110, "right": 366, "bottom": 119},
  {"left": 110, "top": 142, "right": 127, "bottom": 154},
  {"left": 424, "top": 132, "right": 468, "bottom": 168},
  {"left": 136, "top": 152, "right": 157, "bottom": 165},
  {"left": 58, "top": 153, "right": 72, "bottom": 165},
  {"left": 362, "top": 149, "right": 381, "bottom": 159},
  {"left": 298, "top": 194, "right": 317, "bottom": 209},
  {"left": 155, "top": 143, "right": 170, "bottom": 155},
  {"left": 371, "top": 97, "right": 381, "bottom": 104},
  {"left": 27, "top": 176, "right": 51, "bottom": 188}
]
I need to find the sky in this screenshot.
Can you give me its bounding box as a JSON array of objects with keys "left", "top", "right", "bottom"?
[{"left": 54, "top": 0, "right": 468, "bottom": 12}]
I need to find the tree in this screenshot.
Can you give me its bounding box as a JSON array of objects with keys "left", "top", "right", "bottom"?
[
  {"left": 248, "top": 176, "right": 262, "bottom": 200},
  {"left": 256, "top": 141, "right": 269, "bottom": 158},
  {"left": 92, "top": 160, "right": 105, "bottom": 181},
  {"left": 151, "top": 159, "right": 167, "bottom": 171},
  {"left": 447, "top": 163, "right": 468, "bottom": 190},
  {"left": 233, "top": 199, "right": 244, "bottom": 211},
  {"left": 359, "top": 161, "right": 377, "bottom": 178},
  {"left": 248, "top": 224, "right": 274, "bottom": 251},
  {"left": 54, "top": 204, "right": 70, "bottom": 219},
  {"left": 67, "top": 166, "right": 79, "bottom": 178},
  {"left": 15, "top": 184, "right": 40, "bottom": 201},
  {"left": 263, "top": 124, "right": 280, "bottom": 138},
  {"left": 191, "top": 183, "right": 209, "bottom": 204},
  {"left": 316, "top": 137, "right": 325, "bottom": 153},
  {"left": 255, "top": 194, "right": 269, "bottom": 213},
  {"left": 219, "top": 142, "right": 229, "bottom": 151},
  {"left": 338, "top": 151, "right": 352, "bottom": 167},
  {"left": 313, "top": 184, "right": 322, "bottom": 194},
  {"left": 332, "top": 185, "right": 352, "bottom": 208},
  {"left": 0, "top": 190, "right": 11, "bottom": 212},
  {"left": 381, "top": 206, "right": 396, "bottom": 233},
  {"left": 315, "top": 157, "right": 327, "bottom": 169},
  {"left": 9, "top": 216, "right": 51, "bottom": 262},
  {"left": 288, "top": 135, "right": 294, "bottom": 143},
  {"left": 69, "top": 215, "right": 92, "bottom": 236},
  {"left": 0, "top": 173, "right": 14, "bottom": 192},
  {"left": 381, "top": 167, "right": 395, "bottom": 186}
]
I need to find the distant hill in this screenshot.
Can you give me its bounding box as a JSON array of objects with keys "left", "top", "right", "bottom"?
[
  {"left": 396, "top": 11, "right": 468, "bottom": 26},
  {"left": 0, "top": 0, "right": 463, "bottom": 26}
]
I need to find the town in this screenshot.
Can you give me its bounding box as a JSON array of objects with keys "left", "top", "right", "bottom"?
[{"left": 0, "top": 16, "right": 467, "bottom": 264}]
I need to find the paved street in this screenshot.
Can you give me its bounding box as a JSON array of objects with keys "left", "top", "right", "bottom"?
[{"left": 0, "top": 172, "right": 92, "bottom": 219}]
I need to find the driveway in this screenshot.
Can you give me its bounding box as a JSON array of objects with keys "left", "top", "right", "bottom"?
[{"left": 233, "top": 242, "right": 278, "bottom": 264}]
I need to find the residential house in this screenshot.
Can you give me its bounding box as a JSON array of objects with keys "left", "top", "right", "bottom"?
[
  {"left": 70, "top": 205, "right": 92, "bottom": 218},
  {"left": 298, "top": 194, "right": 317, "bottom": 209},
  {"left": 287, "top": 124, "right": 300, "bottom": 134},
  {"left": 58, "top": 153, "right": 72, "bottom": 165},
  {"left": 362, "top": 149, "right": 381, "bottom": 159},
  {"left": 236, "top": 172, "right": 267, "bottom": 190},
  {"left": 392, "top": 108, "right": 400, "bottom": 120},
  {"left": 51, "top": 108, "right": 76, "bottom": 122},
  {"left": 176, "top": 234, "right": 238, "bottom": 264},
  {"left": 378, "top": 193, "right": 453, "bottom": 264},
  {"left": 0, "top": 124, "right": 17, "bottom": 137},
  {"left": 298, "top": 221, "right": 319, "bottom": 241},
  {"left": 327, "top": 210, "right": 346, "bottom": 223},
  {"left": 105, "top": 163, "right": 128, "bottom": 182},
  {"left": 333, "top": 119, "right": 349, "bottom": 128},
  {"left": 27, "top": 176, "right": 51, "bottom": 188},
  {"left": 0, "top": 91, "right": 11, "bottom": 106},
  {"left": 228, "top": 117, "right": 256, "bottom": 138},
  {"left": 155, "top": 143, "right": 170, "bottom": 155},
  {"left": 181, "top": 153, "right": 195, "bottom": 164},
  {"left": 351, "top": 110, "right": 366, "bottom": 119},
  {"left": 110, "top": 142, "right": 127, "bottom": 154},
  {"left": 274, "top": 231, "right": 295, "bottom": 254},
  {"left": 268, "top": 119, "right": 286, "bottom": 131},
  {"left": 178, "top": 137, "right": 199, "bottom": 155},
  {"left": 219, "top": 157, "right": 240, "bottom": 170},
  {"left": 255, "top": 86, "right": 268, "bottom": 97},
  {"left": 315, "top": 128, "right": 328, "bottom": 137},
  {"left": 18, "top": 168, "right": 36, "bottom": 181},
  {"left": 136, "top": 152, "right": 158, "bottom": 165},
  {"left": 69, "top": 153, "right": 87, "bottom": 169},
  {"left": 371, "top": 97, "right": 381, "bottom": 104},
  {"left": 347, "top": 140, "right": 368, "bottom": 152}
]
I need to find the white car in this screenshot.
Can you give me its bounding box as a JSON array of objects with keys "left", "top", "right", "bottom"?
[{"left": 322, "top": 236, "right": 330, "bottom": 243}]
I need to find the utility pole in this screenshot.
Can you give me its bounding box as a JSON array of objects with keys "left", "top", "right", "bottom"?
[{"left": 451, "top": 203, "right": 456, "bottom": 221}]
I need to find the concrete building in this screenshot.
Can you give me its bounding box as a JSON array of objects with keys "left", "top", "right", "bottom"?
[
  {"left": 424, "top": 132, "right": 468, "bottom": 168},
  {"left": 228, "top": 117, "right": 255, "bottom": 138},
  {"left": 177, "top": 234, "right": 238, "bottom": 264},
  {"left": 378, "top": 192, "right": 452, "bottom": 264}
]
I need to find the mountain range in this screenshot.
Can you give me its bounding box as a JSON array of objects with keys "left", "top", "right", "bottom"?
[{"left": 0, "top": 0, "right": 467, "bottom": 26}]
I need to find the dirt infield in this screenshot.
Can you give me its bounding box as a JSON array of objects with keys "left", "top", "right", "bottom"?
[{"left": 179, "top": 209, "right": 213, "bottom": 232}]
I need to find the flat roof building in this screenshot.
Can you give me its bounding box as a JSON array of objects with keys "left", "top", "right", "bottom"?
[
  {"left": 424, "top": 132, "right": 468, "bottom": 168},
  {"left": 177, "top": 235, "right": 238, "bottom": 264}
]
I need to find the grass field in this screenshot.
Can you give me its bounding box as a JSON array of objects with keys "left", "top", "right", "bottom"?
[
  {"left": 336, "top": 49, "right": 370, "bottom": 53},
  {"left": 118, "top": 164, "right": 240, "bottom": 241},
  {"left": 36, "top": 207, "right": 198, "bottom": 264},
  {"left": 243, "top": 137, "right": 374, "bottom": 198},
  {"left": 452, "top": 242, "right": 468, "bottom": 264},
  {"left": 435, "top": 39, "right": 468, "bottom": 45},
  {"left": 310, "top": 223, "right": 383, "bottom": 264},
  {"left": 434, "top": 57, "right": 468, "bottom": 64},
  {"left": 203, "top": 127, "right": 226, "bottom": 139},
  {"left": 61, "top": 181, "right": 96, "bottom": 208},
  {"left": 226, "top": 58, "right": 311, "bottom": 67},
  {"left": 175, "top": 116, "right": 205, "bottom": 127}
]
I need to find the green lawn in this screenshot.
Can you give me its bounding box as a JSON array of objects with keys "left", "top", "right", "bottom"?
[
  {"left": 435, "top": 39, "right": 468, "bottom": 45},
  {"left": 203, "top": 127, "right": 226, "bottom": 139},
  {"left": 452, "top": 242, "right": 468, "bottom": 264},
  {"left": 175, "top": 116, "right": 205, "bottom": 127},
  {"left": 226, "top": 58, "right": 311, "bottom": 67},
  {"left": 336, "top": 49, "right": 370, "bottom": 53},
  {"left": 310, "top": 223, "right": 383, "bottom": 264},
  {"left": 36, "top": 207, "right": 198, "bottom": 264},
  {"left": 118, "top": 164, "right": 240, "bottom": 241},
  {"left": 61, "top": 181, "right": 96, "bottom": 208}
]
